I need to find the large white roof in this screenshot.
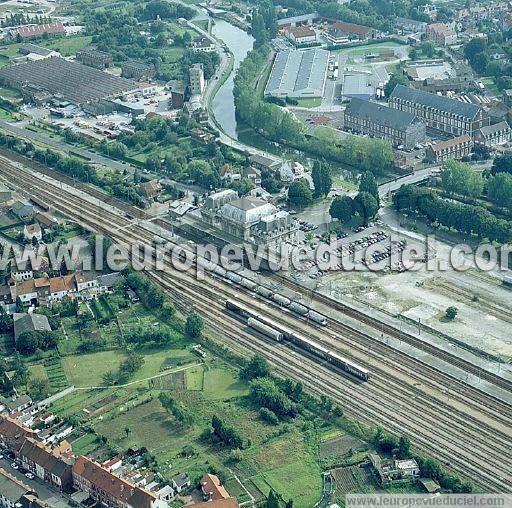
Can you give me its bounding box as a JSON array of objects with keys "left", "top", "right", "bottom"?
[{"left": 220, "top": 197, "right": 277, "bottom": 224}]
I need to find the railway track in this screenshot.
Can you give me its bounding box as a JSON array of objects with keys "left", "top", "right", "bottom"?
[{"left": 1, "top": 157, "right": 512, "bottom": 491}]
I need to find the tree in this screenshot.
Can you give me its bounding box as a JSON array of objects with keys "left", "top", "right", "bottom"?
[
  {"left": 124, "top": 427, "right": 131, "bottom": 438},
  {"left": 491, "top": 154, "right": 512, "bottom": 175},
  {"left": 329, "top": 195, "right": 354, "bottom": 223},
  {"left": 16, "top": 331, "right": 40, "bottom": 355},
  {"left": 353, "top": 192, "right": 379, "bottom": 222},
  {"left": 267, "top": 490, "right": 280, "bottom": 508},
  {"left": 445, "top": 306, "right": 458, "bottom": 320},
  {"left": 312, "top": 161, "right": 332, "bottom": 197},
  {"left": 488, "top": 173, "right": 512, "bottom": 209},
  {"left": 420, "top": 40, "right": 435, "bottom": 58},
  {"left": 185, "top": 312, "right": 203, "bottom": 338},
  {"left": 239, "top": 355, "right": 271, "bottom": 381},
  {"left": 359, "top": 171, "right": 379, "bottom": 205},
  {"left": 384, "top": 72, "right": 409, "bottom": 97},
  {"left": 27, "top": 377, "right": 50, "bottom": 400},
  {"left": 287, "top": 179, "right": 312, "bottom": 208},
  {"left": 396, "top": 435, "right": 411, "bottom": 459},
  {"left": 440, "top": 160, "right": 483, "bottom": 198}
]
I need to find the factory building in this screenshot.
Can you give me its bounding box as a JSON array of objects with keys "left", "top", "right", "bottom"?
[
  {"left": 121, "top": 60, "right": 156, "bottom": 81},
  {"left": 264, "top": 48, "right": 328, "bottom": 99},
  {"left": 344, "top": 98, "right": 426, "bottom": 149},
  {"left": 425, "top": 135, "right": 473, "bottom": 162},
  {"left": 76, "top": 47, "right": 113, "bottom": 69},
  {"left": 0, "top": 57, "right": 138, "bottom": 106},
  {"left": 389, "top": 85, "right": 489, "bottom": 137}
]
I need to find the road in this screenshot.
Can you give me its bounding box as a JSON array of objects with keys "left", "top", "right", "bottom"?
[
  {"left": 378, "top": 166, "right": 434, "bottom": 197},
  {"left": 0, "top": 119, "right": 136, "bottom": 176},
  {"left": 0, "top": 456, "right": 72, "bottom": 507}
]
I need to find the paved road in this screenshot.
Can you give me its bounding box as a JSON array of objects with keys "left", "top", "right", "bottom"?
[
  {"left": 378, "top": 167, "right": 434, "bottom": 198},
  {"left": 0, "top": 456, "right": 72, "bottom": 507},
  {"left": 0, "top": 119, "right": 136, "bottom": 176}
]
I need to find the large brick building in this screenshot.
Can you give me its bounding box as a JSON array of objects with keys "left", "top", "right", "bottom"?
[
  {"left": 389, "top": 85, "right": 489, "bottom": 137},
  {"left": 343, "top": 97, "right": 426, "bottom": 149},
  {"left": 426, "top": 134, "right": 473, "bottom": 162}
]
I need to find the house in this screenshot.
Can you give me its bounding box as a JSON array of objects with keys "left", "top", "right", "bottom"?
[
  {"left": 394, "top": 459, "right": 420, "bottom": 478},
  {"left": 72, "top": 456, "right": 168, "bottom": 508},
  {"left": 155, "top": 485, "right": 175, "bottom": 502},
  {"left": 74, "top": 271, "right": 99, "bottom": 292},
  {"left": 139, "top": 180, "right": 162, "bottom": 199},
  {"left": 11, "top": 202, "right": 34, "bottom": 220},
  {"left": 49, "top": 275, "right": 75, "bottom": 302},
  {"left": 10, "top": 22, "right": 66, "bottom": 40},
  {"left": 191, "top": 36, "right": 216, "bottom": 53},
  {"left": 0, "top": 467, "right": 31, "bottom": 508},
  {"left": 419, "top": 478, "right": 441, "bottom": 493},
  {"left": 249, "top": 154, "right": 281, "bottom": 172},
  {"left": 171, "top": 472, "right": 190, "bottom": 493},
  {"left": 18, "top": 494, "right": 48, "bottom": 508},
  {"left": 126, "top": 288, "right": 139, "bottom": 302},
  {"left": 190, "top": 128, "right": 216, "bottom": 144},
  {"left": 18, "top": 437, "right": 73, "bottom": 491},
  {"left": 426, "top": 135, "right": 473, "bottom": 162},
  {"left": 0, "top": 394, "right": 32, "bottom": 414},
  {"left": 0, "top": 184, "right": 12, "bottom": 202},
  {"left": 241, "top": 166, "right": 261, "bottom": 185},
  {"left": 102, "top": 455, "right": 123, "bottom": 473},
  {"left": 23, "top": 224, "right": 42, "bottom": 242},
  {"left": 280, "top": 161, "right": 305, "bottom": 182},
  {"left": 394, "top": 17, "right": 427, "bottom": 34},
  {"left": 0, "top": 415, "right": 37, "bottom": 454},
  {"left": 475, "top": 121, "right": 512, "bottom": 146},
  {"left": 19, "top": 44, "right": 60, "bottom": 59},
  {"left": 426, "top": 23, "right": 457, "bottom": 46},
  {"left": 200, "top": 473, "right": 231, "bottom": 501},
  {"left": 286, "top": 26, "right": 317, "bottom": 45},
  {"left": 96, "top": 272, "right": 122, "bottom": 294},
  {"left": 325, "top": 21, "right": 382, "bottom": 44},
  {"left": 13, "top": 313, "right": 51, "bottom": 342},
  {"left": 220, "top": 164, "right": 241, "bottom": 183},
  {"left": 343, "top": 97, "right": 426, "bottom": 149}
]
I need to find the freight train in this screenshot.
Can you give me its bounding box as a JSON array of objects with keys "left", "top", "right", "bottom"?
[{"left": 226, "top": 299, "right": 370, "bottom": 381}]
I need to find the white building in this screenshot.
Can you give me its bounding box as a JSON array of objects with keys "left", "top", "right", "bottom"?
[
  {"left": 286, "top": 26, "right": 317, "bottom": 45},
  {"left": 189, "top": 63, "right": 205, "bottom": 95}
]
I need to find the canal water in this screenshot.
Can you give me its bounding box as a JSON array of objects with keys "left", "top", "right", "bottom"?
[{"left": 211, "top": 19, "right": 254, "bottom": 139}]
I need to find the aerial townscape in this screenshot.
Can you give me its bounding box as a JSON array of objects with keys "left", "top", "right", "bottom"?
[{"left": 0, "top": 0, "right": 510, "bottom": 506}]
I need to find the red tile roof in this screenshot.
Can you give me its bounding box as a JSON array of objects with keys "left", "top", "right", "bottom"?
[
  {"left": 331, "top": 21, "right": 372, "bottom": 37},
  {"left": 14, "top": 23, "right": 66, "bottom": 39},
  {"left": 72, "top": 456, "right": 157, "bottom": 508}
]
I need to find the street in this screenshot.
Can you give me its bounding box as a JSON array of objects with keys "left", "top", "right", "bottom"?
[{"left": 0, "top": 455, "right": 73, "bottom": 507}]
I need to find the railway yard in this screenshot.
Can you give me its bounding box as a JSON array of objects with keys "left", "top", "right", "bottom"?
[{"left": 0, "top": 153, "right": 512, "bottom": 494}]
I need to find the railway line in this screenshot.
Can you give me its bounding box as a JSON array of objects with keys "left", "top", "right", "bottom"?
[
  {"left": 1, "top": 157, "right": 512, "bottom": 491},
  {"left": 6, "top": 150, "right": 511, "bottom": 393}
]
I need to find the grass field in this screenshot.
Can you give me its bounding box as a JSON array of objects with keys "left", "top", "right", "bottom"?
[
  {"left": 61, "top": 351, "right": 125, "bottom": 387},
  {"left": 295, "top": 97, "right": 322, "bottom": 108},
  {"left": 41, "top": 35, "right": 94, "bottom": 57}
]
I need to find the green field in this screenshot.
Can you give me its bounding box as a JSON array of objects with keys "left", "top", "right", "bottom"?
[
  {"left": 40, "top": 35, "right": 94, "bottom": 57},
  {"left": 61, "top": 351, "right": 125, "bottom": 387},
  {"left": 295, "top": 97, "right": 322, "bottom": 108}
]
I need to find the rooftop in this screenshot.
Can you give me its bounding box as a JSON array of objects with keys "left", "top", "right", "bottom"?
[
  {"left": 478, "top": 120, "right": 510, "bottom": 136},
  {"left": 0, "top": 467, "right": 30, "bottom": 503},
  {"left": 428, "top": 134, "right": 472, "bottom": 152},
  {"left": 345, "top": 97, "right": 422, "bottom": 130},
  {"left": 13, "top": 312, "right": 51, "bottom": 339},
  {"left": 220, "top": 197, "right": 277, "bottom": 224},
  {"left": 265, "top": 48, "right": 328, "bottom": 98},
  {"left": 0, "top": 57, "right": 138, "bottom": 105},
  {"left": 390, "top": 84, "right": 482, "bottom": 119}
]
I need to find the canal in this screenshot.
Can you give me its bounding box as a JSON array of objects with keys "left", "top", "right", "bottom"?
[{"left": 211, "top": 19, "right": 254, "bottom": 139}]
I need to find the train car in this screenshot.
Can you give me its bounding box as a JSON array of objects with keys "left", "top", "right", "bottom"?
[
  {"left": 308, "top": 310, "right": 327, "bottom": 326},
  {"left": 326, "top": 350, "right": 369, "bottom": 381},
  {"left": 289, "top": 302, "right": 309, "bottom": 316},
  {"left": 212, "top": 265, "right": 227, "bottom": 278},
  {"left": 241, "top": 278, "right": 258, "bottom": 291},
  {"left": 225, "top": 299, "right": 254, "bottom": 318},
  {"left": 29, "top": 196, "right": 50, "bottom": 212},
  {"left": 225, "top": 271, "right": 242, "bottom": 284},
  {"left": 248, "top": 317, "right": 283, "bottom": 342},
  {"left": 256, "top": 285, "right": 274, "bottom": 298},
  {"left": 272, "top": 293, "right": 291, "bottom": 307}
]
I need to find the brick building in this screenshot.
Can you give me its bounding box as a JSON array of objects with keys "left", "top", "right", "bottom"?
[
  {"left": 389, "top": 85, "right": 489, "bottom": 137},
  {"left": 426, "top": 134, "right": 473, "bottom": 162}
]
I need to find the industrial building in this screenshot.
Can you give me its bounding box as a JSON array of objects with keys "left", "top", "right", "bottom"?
[
  {"left": 189, "top": 63, "right": 205, "bottom": 96},
  {"left": 0, "top": 57, "right": 138, "bottom": 106},
  {"left": 264, "top": 48, "right": 329, "bottom": 99},
  {"left": 474, "top": 121, "right": 512, "bottom": 146},
  {"left": 341, "top": 74, "right": 375, "bottom": 100},
  {"left": 76, "top": 46, "right": 113, "bottom": 69},
  {"left": 389, "top": 84, "right": 489, "bottom": 137},
  {"left": 343, "top": 98, "right": 426, "bottom": 149},
  {"left": 121, "top": 60, "right": 156, "bottom": 81}
]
